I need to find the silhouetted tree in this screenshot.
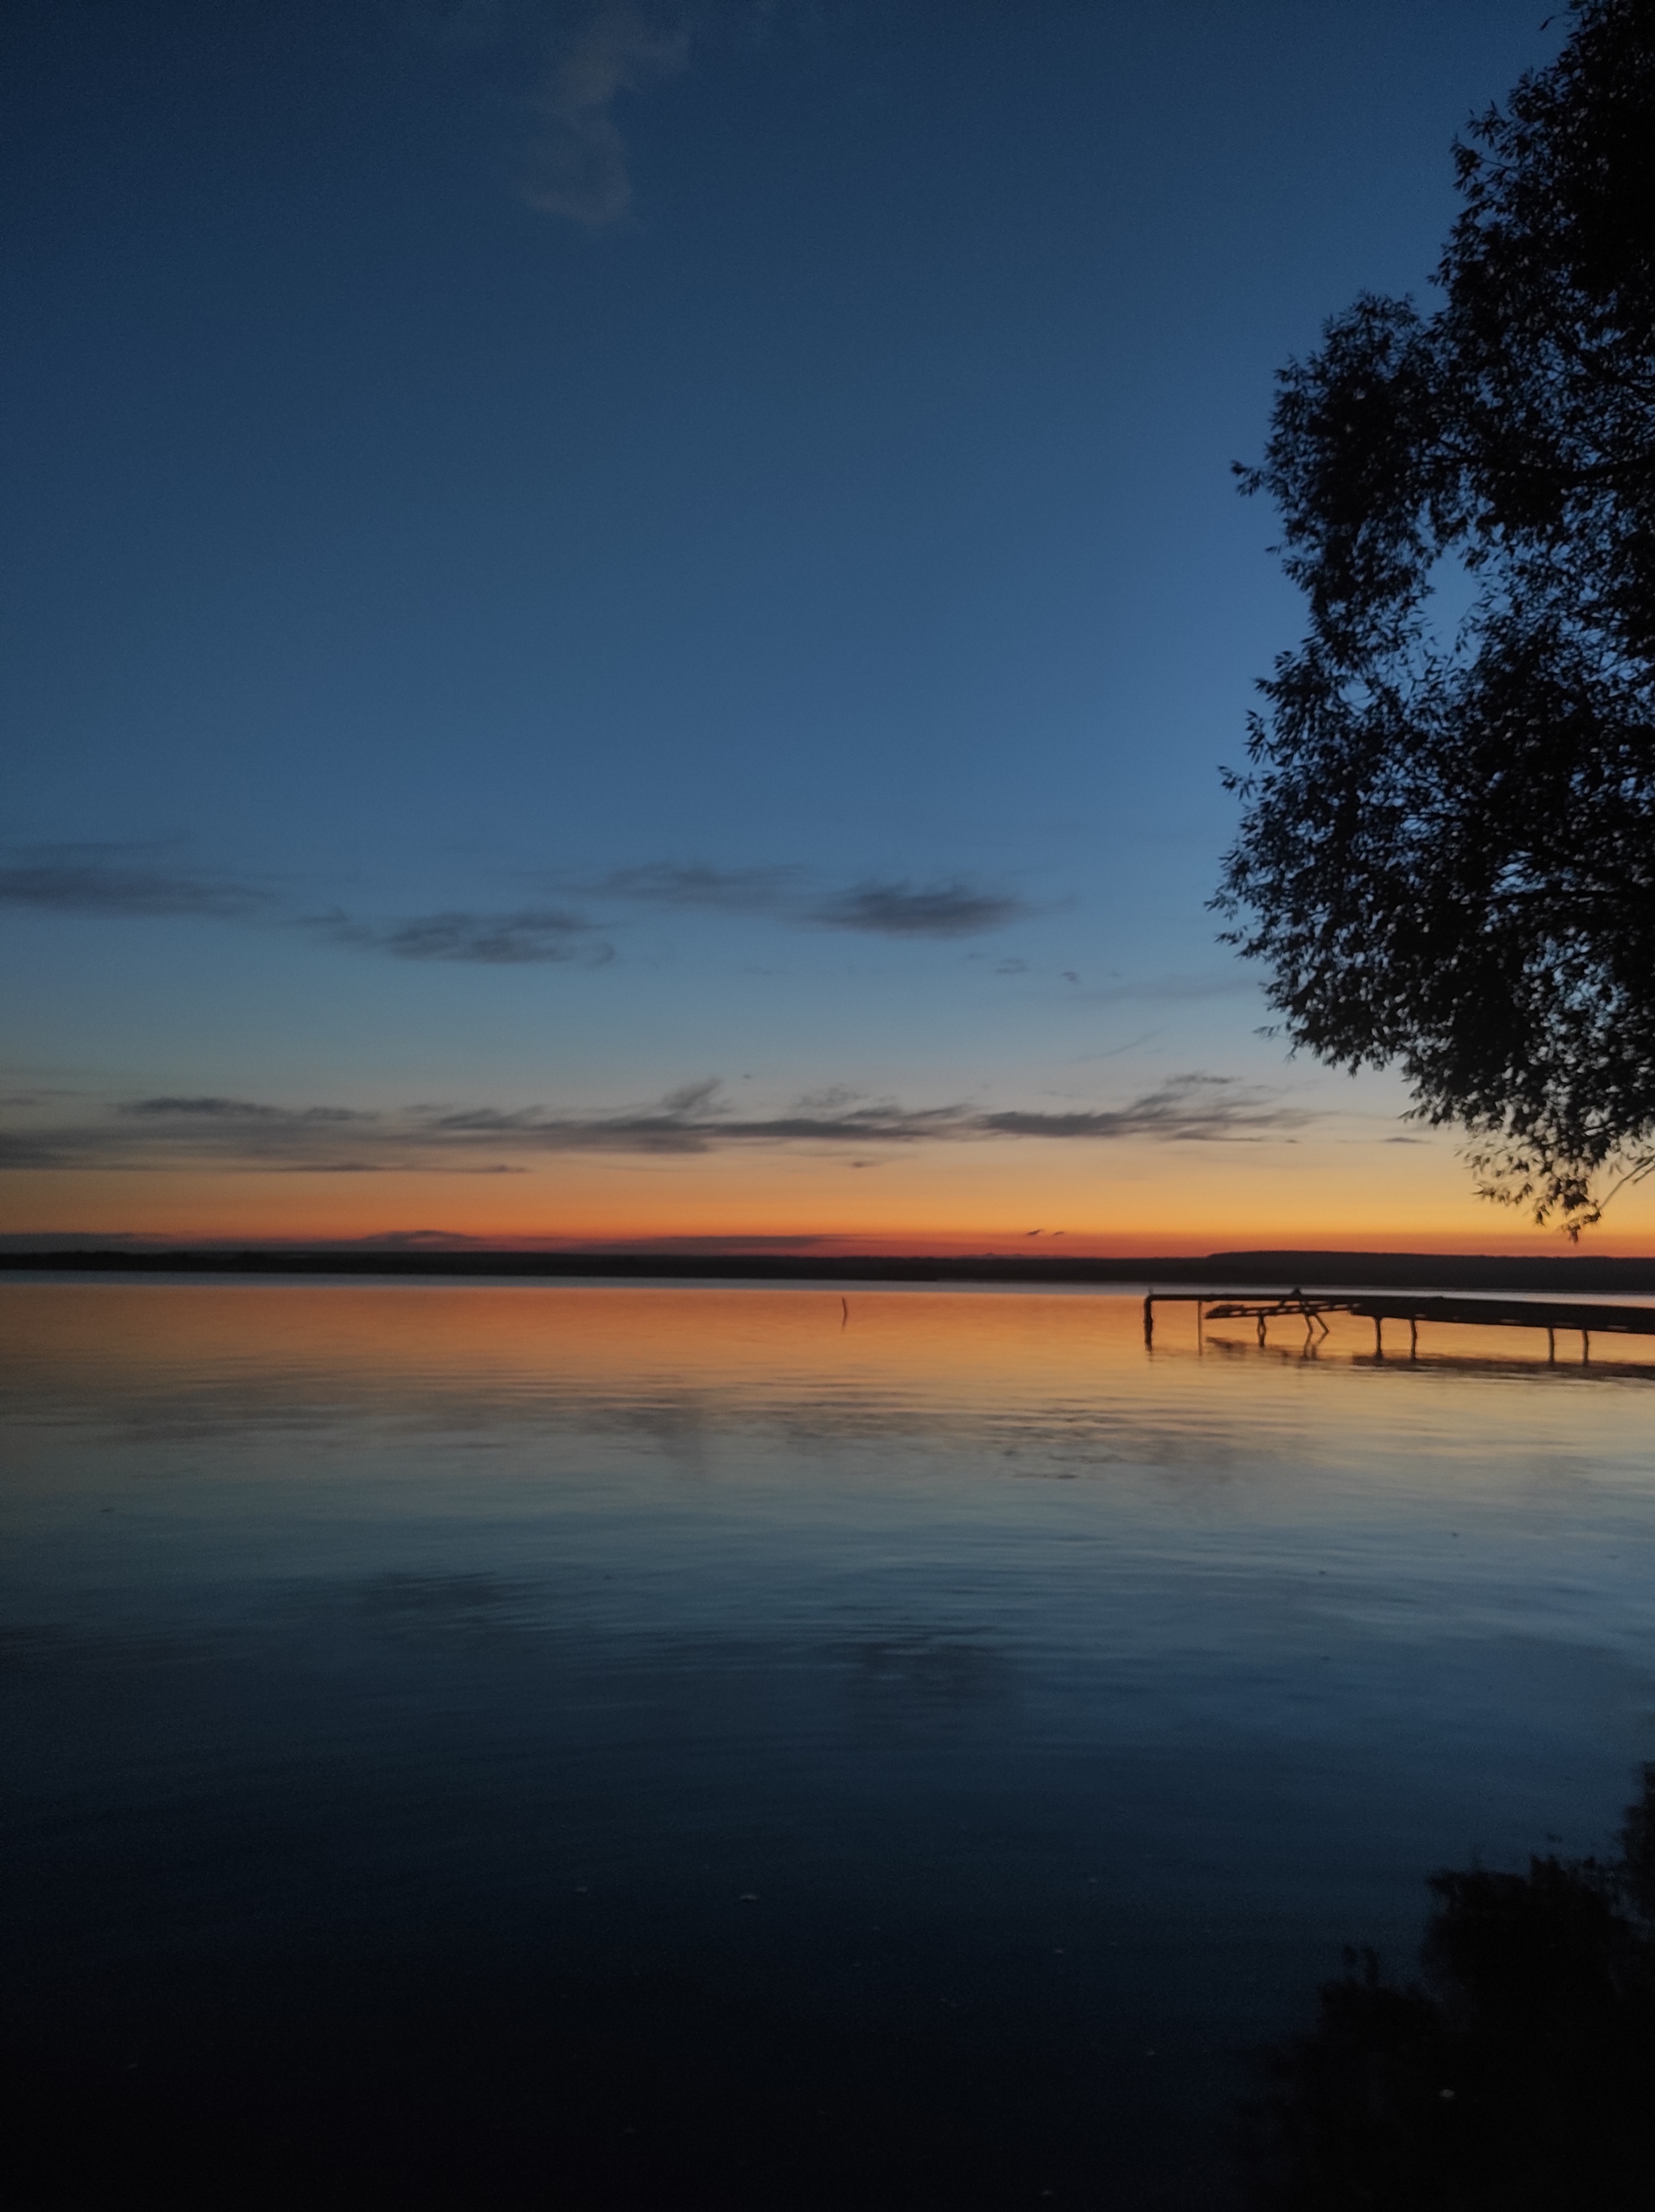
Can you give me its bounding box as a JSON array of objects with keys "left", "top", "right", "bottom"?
[
  {"left": 1253, "top": 1766, "right": 1655, "bottom": 2209},
  {"left": 1217, "top": 0, "right": 1655, "bottom": 1235}
]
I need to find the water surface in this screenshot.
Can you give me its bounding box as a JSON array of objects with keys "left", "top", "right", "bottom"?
[{"left": 5, "top": 1283, "right": 1654, "bottom": 2207}]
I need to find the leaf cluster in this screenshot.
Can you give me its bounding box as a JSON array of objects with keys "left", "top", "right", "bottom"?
[{"left": 1217, "top": 0, "right": 1655, "bottom": 1232}]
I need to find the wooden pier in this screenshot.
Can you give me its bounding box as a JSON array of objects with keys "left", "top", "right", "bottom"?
[{"left": 1142, "top": 1287, "right": 1655, "bottom": 1361}]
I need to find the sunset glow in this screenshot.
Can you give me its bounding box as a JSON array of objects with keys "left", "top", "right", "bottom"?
[{"left": 2, "top": 1, "right": 1611, "bottom": 1262}]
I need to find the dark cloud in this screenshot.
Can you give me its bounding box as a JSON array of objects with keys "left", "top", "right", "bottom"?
[
  {"left": 6, "top": 1097, "right": 389, "bottom": 1174},
  {"left": 1, "top": 845, "right": 617, "bottom": 970},
  {"left": 119, "top": 1097, "right": 369, "bottom": 1122},
  {"left": 659, "top": 1077, "right": 722, "bottom": 1115},
  {"left": 792, "top": 1085, "right": 863, "bottom": 1113},
  {"left": 979, "top": 1075, "right": 1311, "bottom": 1144},
  {"left": 0, "top": 845, "right": 272, "bottom": 921},
  {"left": 485, "top": 1072, "right": 1309, "bottom": 1151},
  {"left": 5, "top": 843, "right": 1032, "bottom": 962},
  {"left": 261, "top": 1161, "right": 529, "bottom": 1174},
  {"left": 421, "top": 1085, "right": 971, "bottom": 1152},
  {"left": 807, "top": 880, "right": 1033, "bottom": 938},
  {"left": 352, "top": 1230, "right": 486, "bottom": 1247},
  {"left": 312, "top": 907, "right": 612, "bottom": 966},
  {"left": 2, "top": 1075, "right": 1313, "bottom": 1174},
  {"left": 587, "top": 863, "right": 1034, "bottom": 940},
  {"left": 0, "top": 1131, "right": 82, "bottom": 1169}
]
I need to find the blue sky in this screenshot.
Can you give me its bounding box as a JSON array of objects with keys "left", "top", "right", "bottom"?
[{"left": 6, "top": 0, "right": 1607, "bottom": 1249}]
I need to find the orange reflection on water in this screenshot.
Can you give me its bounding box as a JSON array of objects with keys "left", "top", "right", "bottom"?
[
  {"left": 6, "top": 1280, "right": 1653, "bottom": 1437},
  {"left": 5, "top": 1283, "right": 1157, "bottom": 1419}
]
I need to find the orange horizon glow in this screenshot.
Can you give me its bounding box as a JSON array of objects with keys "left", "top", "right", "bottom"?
[
  {"left": 7, "top": 1199, "right": 1655, "bottom": 1259},
  {"left": 10, "top": 1127, "right": 1655, "bottom": 1258}
]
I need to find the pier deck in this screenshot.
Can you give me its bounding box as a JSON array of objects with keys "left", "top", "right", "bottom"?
[{"left": 1142, "top": 1287, "right": 1655, "bottom": 1359}]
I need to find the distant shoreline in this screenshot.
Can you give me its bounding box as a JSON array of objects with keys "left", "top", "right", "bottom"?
[{"left": 6, "top": 1246, "right": 1655, "bottom": 1293}]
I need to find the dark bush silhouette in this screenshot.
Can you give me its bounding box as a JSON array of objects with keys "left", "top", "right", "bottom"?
[{"left": 1253, "top": 1767, "right": 1655, "bottom": 2209}]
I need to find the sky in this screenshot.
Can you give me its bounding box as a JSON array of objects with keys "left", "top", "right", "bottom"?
[{"left": 6, "top": 0, "right": 1632, "bottom": 1256}]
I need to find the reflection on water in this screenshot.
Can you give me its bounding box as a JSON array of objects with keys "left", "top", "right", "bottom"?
[
  {"left": 4, "top": 1284, "right": 1655, "bottom": 2208},
  {"left": 1257, "top": 1767, "right": 1655, "bottom": 2210}
]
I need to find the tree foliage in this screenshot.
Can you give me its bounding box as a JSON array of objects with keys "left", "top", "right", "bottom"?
[{"left": 1217, "top": 0, "right": 1655, "bottom": 1233}]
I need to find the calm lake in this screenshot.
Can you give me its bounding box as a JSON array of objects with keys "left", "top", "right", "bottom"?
[{"left": 5, "top": 1281, "right": 1655, "bottom": 2208}]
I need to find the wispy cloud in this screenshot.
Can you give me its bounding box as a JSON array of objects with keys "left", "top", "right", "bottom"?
[
  {"left": 809, "top": 881, "right": 1030, "bottom": 938},
  {"left": 592, "top": 862, "right": 802, "bottom": 915},
  {"left": 119, "top": 1095, "right": 370, "bottom": 1121},
  {"left": 310, "top": 907, "right": 613, "bottom": 966},
  {"left": 522, "top": 0, "right": 691, "bottom": 225},
  {"left": 2, "top": 1075, "right": 1315, "bottom": 1174},
  {"left": 978, "top": 1075, "right": 1303, "bottom": 1144},
  {"left": 6, "top": 843, "right": 1034, "bottom": 960},
  {"left": 0, "top": 1097, "right": 522, "bottom": 1175},
  {"left": 419, "top": 1089, "right": 975, "bottom": 1152},
  {"left": 587, "top": 862, "right": 1037, "bottom": 940},
  {"left": 3, "top": 846, "right": 613, "bottom": 968},
  {"left": 0, "top": 844, "right": 273, "bottom": 921}
]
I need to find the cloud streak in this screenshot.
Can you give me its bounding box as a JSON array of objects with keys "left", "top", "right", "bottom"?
[
  {"left": 587, "top": 863, "right": 1037, "bottom": 939},
  {"left": 592, "top": 863, "right": 802, "bottom": 915},
  {"left": 310, "top": 907, "right": 614, "bottom": 966},
  {"left": 811, "top": 881, "right": 1030, "bottom": 938},
  {"left": 5, "top": 845, "right": 1035, "bottom": 960},
  {"left": 0, "top": 845, "right": 274, "bottom": 921},
  {"left": 2, "top": 845, "right": 617, "bottom": 967},
  {"left": 2, "top": 1076, "right": 1315, "bottom": 1173}
]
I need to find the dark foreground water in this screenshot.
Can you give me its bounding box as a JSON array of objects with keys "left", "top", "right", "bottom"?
[{"left": 4, "top": 1282, "right": 1655, "bottom": 2209}]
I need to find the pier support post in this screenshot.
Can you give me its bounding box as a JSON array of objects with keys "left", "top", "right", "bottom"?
[
  {"left": 1548, "top": 1327, "right": 1556, "bottom": 1363},
  {"left": 1583, "top": 1329, "right": 1591, "bottom": 1363},
  {"left": 1143, "top": 1294, "right": 1153, "bottom": 1347},
  {"left": 1409, "top": 1317, "right": 1418, "bottom": 1359},
  {"left": 1373, "top": 1316, "right": 1384, "bottom": 1358}
]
